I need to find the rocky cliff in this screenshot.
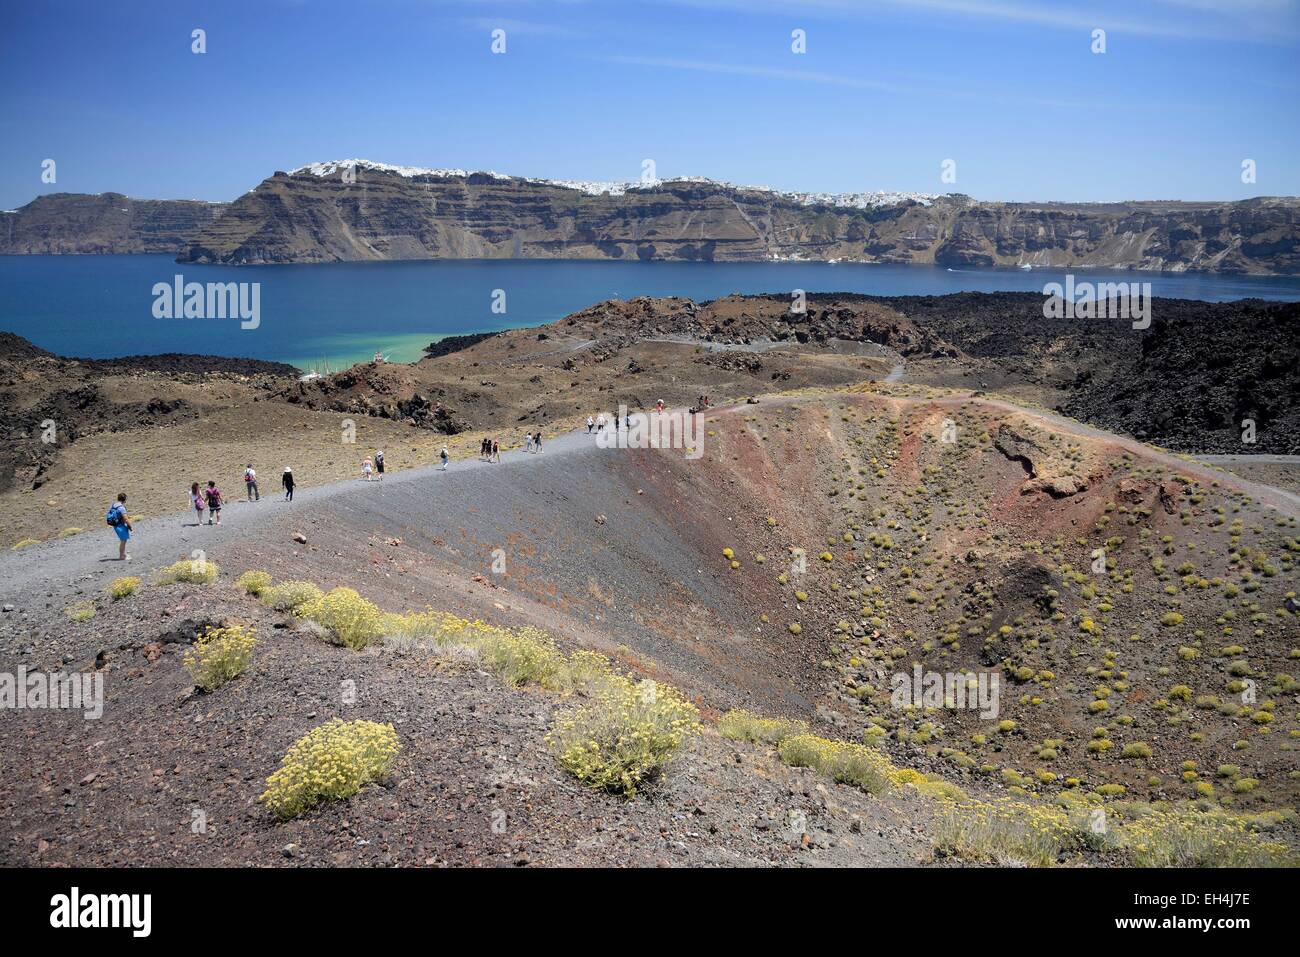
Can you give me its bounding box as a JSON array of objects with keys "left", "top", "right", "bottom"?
[
  {"left": 0, "top": 192, "right": 226, "bottom": 254},
  {"left": 6, "top": 164, "right": 1299, "bottom": 273},
  {"left": 173, "top": 161, "right": 1300, "bottom": 273}
]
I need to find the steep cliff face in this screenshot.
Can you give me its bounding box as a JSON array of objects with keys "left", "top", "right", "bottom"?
[
  {"left": 175, "top": 163, "right": 1300, "bottom": 273},
  {"left": 0, "top": 192, "right": 226, "bottom": 254},
  {"left": 931, "top": 199, "right": 1300, "bottom": 273},
  {"left": 179, "top": 166, "right": 841, "bottom": 264},
  {"left": 7, "top": 165, "right": 1299, "bottom": 273}
]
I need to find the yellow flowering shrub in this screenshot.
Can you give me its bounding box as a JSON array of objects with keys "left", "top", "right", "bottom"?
[
  {"left": 261, "top": 580, "right": 323, "bottom": 612},
  {"left": 718, "top": 708, "right": 810, "bottom": 745},
  {"left": 564, "top": 649, "right": 614, "bottom": 689},
  {"left": 777, "top": 733, "right": 893, "bottom": 795},
  {"left": 107, "top": 576, "right": 140, "bottom": 600},
  {"left": 474, "top": 624, "right": 569, "bottom": 687},
  {"left": 64, "top": 601, "right": 95, "bottom": 622},
  {"left": 379, "top": 609, "right": 609, "bottom": 691},
  {"left": 934, "top": 797, "right": 1080, "bottom": 867},
  {"left": 157, "top": 558, "right": 219, "bottom": 585},
  {"left": 378, "top": 609, "right": 466, "bottom": 647},
  {"left": 1121, "top": 808, "right": 1296, "bottom": 867},
  {"left": 234, "top": 569, "right": 273, "bottom": 596},
  {"left": 183, "top": 624, "right": 257, "bottom": 692},
  {"left": 295, "top": 587, "right": 383, "bottom": 649},
  {"left": 260, "top": 719, "right": 400, "bottom": 820},
  {"left": 547, "top": 675, "right": 700, "bottom": 796}
]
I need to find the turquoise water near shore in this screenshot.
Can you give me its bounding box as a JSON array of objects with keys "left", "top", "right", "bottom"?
[{"left": 3, "top": 255, "right": 1298, "bottom": 371}]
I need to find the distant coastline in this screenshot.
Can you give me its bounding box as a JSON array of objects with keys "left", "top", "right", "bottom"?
[{"left": 4, "top": 162, "right": 1299, "bottom": 276}]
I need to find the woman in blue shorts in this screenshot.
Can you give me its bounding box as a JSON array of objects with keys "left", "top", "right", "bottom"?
[{"left": 107, "top": 493, "right": 132, "bottom": 561}]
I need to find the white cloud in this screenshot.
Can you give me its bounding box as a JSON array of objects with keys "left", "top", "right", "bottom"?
[{"left": 594, "top": 54, "right": 908, "bottom": 91}]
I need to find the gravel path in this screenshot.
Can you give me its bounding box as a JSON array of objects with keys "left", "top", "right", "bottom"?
[
  {"left": 0, "top": 427, "right": 597, "bottom": 600},
  {"left": 6, "top": 391, "right": 1296, "bottom": 614}
]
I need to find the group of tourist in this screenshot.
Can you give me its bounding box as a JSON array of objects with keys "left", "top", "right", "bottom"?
[{"left": 104, "top": 467, "right": 294, "bottom": 561}]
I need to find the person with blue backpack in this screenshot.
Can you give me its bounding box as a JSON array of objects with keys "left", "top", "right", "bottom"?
[{"left": 106, "top": 493, "right": 132, "bottom": 561}]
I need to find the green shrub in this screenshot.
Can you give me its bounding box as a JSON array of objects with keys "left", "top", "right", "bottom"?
[
  {"left": 260, "top": 719, "right": 400, "bottom": 820},
  {"left": 64, "top": 601, "right": 95, "bottom": 622},
  {"left": 183, "top": 624, "right": 257, "bottom": 692},
  {"left": 547, "top": 675, "right": 700, "bottom": 796}
]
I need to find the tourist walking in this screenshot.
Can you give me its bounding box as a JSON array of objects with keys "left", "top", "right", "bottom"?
[
  {"left": 282, "top": 467, "right": 295, "bottom": 500},
  {"left": 596, "top": 413, "right": 606, "bottom": 432},
  {"left": 191, "top": 482, "right": 206, "bottom": 525},
  {"left": 244, "top": 464, "right": 259, "bottom": 501},
  {"left": 204, "top": 481, "right": 223, "bottom": 525},
  {"left": 534, "top": 430, "right": 542, "bottom": 454},
  {"left": 374, "top": 450, "right": 385, "bottom": 480},
  {"left": 362, "top": 457, "right": 373, "bottom": 481},
  {"left": 586, "top": 416, "right": 594, "bottom": 434},
  {"left": 524, "top": 432, "right": 534, "bottom": 454},
  {"left": 106, "top": 493, "right": 132, "bottom": 561},
  {"left": 491, "top": 438, "right": 501, "bottom": 463},
  {"left": 439, "top": 446, "right": 449, "bottom": 471}
]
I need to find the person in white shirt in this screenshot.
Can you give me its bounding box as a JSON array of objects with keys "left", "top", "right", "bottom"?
[{"left": 244, "top": 464, "right": 259, "bottom": 501}]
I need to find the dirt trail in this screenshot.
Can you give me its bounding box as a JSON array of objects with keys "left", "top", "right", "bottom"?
[
  {"left": 7, "top": 389, "right": 1296, "bottom": 608},
  {"left": 0, "top": 428, "right": 592, "bottom": 599}
]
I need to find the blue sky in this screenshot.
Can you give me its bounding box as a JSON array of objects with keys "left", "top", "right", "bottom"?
[{"left": 1, "top": 0, "right": 1297, "bottom": 208}]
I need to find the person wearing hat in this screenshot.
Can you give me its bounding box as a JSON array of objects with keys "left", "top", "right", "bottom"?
[{"left": 282, "top": 467, "right": 295, "bottom": 501}]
